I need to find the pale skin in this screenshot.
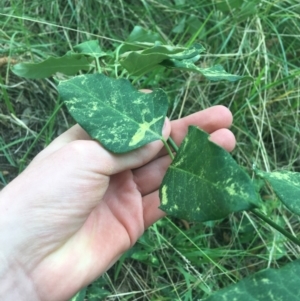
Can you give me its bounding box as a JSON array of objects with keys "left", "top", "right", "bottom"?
[{"left": 0, "top": 105, "right": 235, "bottom": 301}]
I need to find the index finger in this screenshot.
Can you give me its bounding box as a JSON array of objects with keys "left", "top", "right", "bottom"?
[{"left": 156, "top": 105, "right": 234, "bottom": 158}]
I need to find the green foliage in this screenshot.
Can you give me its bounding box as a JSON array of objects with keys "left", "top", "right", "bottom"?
[
  {"left": 256, "top": 170, "right": 300, "bottom": 216},
  {"left": 69, "top": 278, "right": 111, "bottom": 301},
  {"left": 120, "top": 25, "right": 165, "bottom": 53},
  {"left": 215, "top": 0, "right": 260, "bottom": 20},
  {"left": 120, "top": 43, "right": 205, "bottom": 76},
  {"left": 11, "top": 40, "right": 110, "bottom": 80},
  {"left": 68, "top": 287, "right": 86, "bottom": 301},
  {"left": 72, "top": 40, "right": 108, "bottom": 58},
  {"left": 58, "top": 74, "right": 168, "bottom": 153},
  {"left": 85, "top": 278, "right": 111, "bottom": 300},
  {"left": 10, "top": 35, "right": 244, "bottom": 82},
  {"left": 159, "top": 126, "right": 261, "bottom": 221},
  {"left": 11, "top": 53, "right": 93, "bottom": 79},
  {"left": 120, "top": 43, "right": 244, "bottom": 81},
  {"left": 204, "top": 259, "right": 300, "bottom": 301},
  {"left": 126, "top": 239, "right": 160, "bottom": 266},
  {"left": 162, "top": 60, "right": 246, "bottom": 81}
]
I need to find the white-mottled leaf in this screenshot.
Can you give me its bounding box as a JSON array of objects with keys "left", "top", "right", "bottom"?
[
  {"left": 204, "top": 259, "right": 300, "bottom": 301},
  {"left": 162, "top": 60, "right": 246, "bottom": 82},
  {"left": 58, "top": 73, "right": 168, "bottom": 153},
  {"left": 159, "top": 126, "right": 261, "bottom": 222},
  {"left": 256, "top": 170, "right": 300, "bottom": 216}
]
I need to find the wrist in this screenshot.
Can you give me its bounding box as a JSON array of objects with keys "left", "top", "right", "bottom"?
[
  {"left": 0, "top": 187, "right": 40, "bottom": 300},
  {"left": 0, "top": 252, "right": 40, "bottom": 301}
]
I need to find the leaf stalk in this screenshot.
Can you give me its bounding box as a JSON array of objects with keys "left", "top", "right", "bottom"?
[
  {"left": 251, "top": 209, "right": 300, "bottom": 247},
  {"left": 162, "top": 138, "right": 174, "bottom": 160},
  {"left": 167, "top": 137, "right": 179, "bottom": 152}
]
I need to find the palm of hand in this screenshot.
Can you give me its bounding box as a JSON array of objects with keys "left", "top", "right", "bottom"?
[
  {"left": 27, "top": 154, "right": 147, "bottom": 301},
  {"left": 11, "top": 141, "right": 159, "bottom": 301}
]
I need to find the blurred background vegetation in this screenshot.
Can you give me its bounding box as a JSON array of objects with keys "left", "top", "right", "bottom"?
[{"left": 1, "top": 0, "right": 300, "bottom": 300}]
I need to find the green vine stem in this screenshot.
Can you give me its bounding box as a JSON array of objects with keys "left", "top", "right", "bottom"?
[
  {"left": 95, "top": 57, "right": 102, "bottom": 73},
  {"left": 162, "top": 136, "right": 179, "bottom": 160},
  {"left": 162, "top": 138, "right": 175, "bottom": 160},
  {"left": 167, "top": 137, "right": 179, "bottom": 152},
  {"left": 251, "top": 209, "right": 300, "bottom": 247}
]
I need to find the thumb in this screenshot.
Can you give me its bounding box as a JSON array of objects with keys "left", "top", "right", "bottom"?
[
  {"left": 31, "top": 117, "right": 171, "bottom": 175},
  {"left": 98, "top": 117, "right": 171, "bottom": 175},
  {"left": 37, "top": 117, "right": 171, "bottom": 177}
]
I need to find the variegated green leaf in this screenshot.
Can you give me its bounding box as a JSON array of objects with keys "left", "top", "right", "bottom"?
[
  {"left": 162, "top": 60, "right": 245, "bottom": 82},
  {"left": 58, "top": 73, "right": 168, "bottom": 153},
  {"left": 256, "top": 170, "right": 300, "bottom": 216},
  {"left": 143, "top": 44, "right": 204, "bottom": 60},
  {"left": 204, "top": 259, "right": 300, "bottom": 301},
  {"left": 159, "top": 126, "right": 261, "bottom": 222}
]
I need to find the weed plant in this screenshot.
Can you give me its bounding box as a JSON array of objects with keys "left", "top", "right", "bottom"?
[{"left": 1, "top": 1, "right": 300, "bottom": 300}]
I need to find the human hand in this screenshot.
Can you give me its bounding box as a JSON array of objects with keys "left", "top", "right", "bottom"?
[{"left": 0, "top": 105, "right": 235, "bottom": 301}]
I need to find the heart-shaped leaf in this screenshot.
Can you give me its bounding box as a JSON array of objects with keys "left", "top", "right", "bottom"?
[
  {"left": 204, "top": 259, "right": 300, "bottom": 301},
  {"left": 58, "top": 73, "right": 168, "bottom": 153},
  {"left": 11, "top": 53, "right": 93, "bottom": 79},
  {"left": 159, "top": 126, "right": 261, "bottom": 222},
  {"left": 256, "top": 170, "right": 300, "bottom": 216}
]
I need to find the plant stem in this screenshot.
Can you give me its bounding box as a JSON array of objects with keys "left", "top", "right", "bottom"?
[
  {"left": 251, "top": 209, "right": 300, "bottom": 247},
  {"left": 167, "top": 137, "right": 179, "bottom": 152},
  {"left": 0, "top": 75, "right": 15, "bottom": 115},
  {"left": 95, "top": 57, "right": 102, "bottom": 73},
  {"left": 162, "top": 138, "right": 174, "bottom": 160}
]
